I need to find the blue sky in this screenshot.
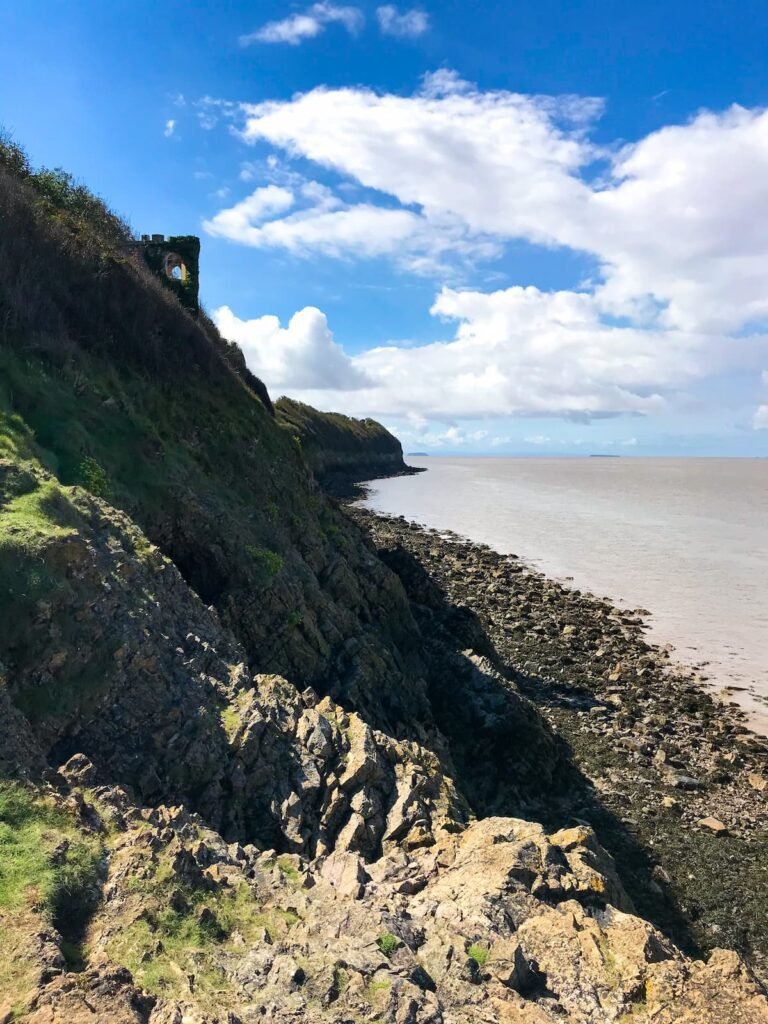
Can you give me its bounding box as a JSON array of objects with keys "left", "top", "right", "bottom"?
[{"left": 2, "top": 0, "right": 768, "bottom": 454}]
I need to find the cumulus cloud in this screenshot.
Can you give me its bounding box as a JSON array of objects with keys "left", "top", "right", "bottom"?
[
  {"left": 754, "top": 405, "right": 768, "bottom": 429},
  {"left": 164, "top": 119, "right": 176, "bottom": 137},
  {"left": 215, "top": 285, "right": 767, "bottom": 424},
  {"left": 240, "top": 3, "right": 363, "bottom": 46},
  {"left": 204, "top": 180, "right": 498, "bottom": 271},
  {"left": 236, "top": 77, "right": 598, "bottom": 251},
  {"left": 203, "top": 185, "right": 295, "bottom": 244},
  {"left": 228, "top": 77, "right": 768, "bottom": 338},
  {"left": 205, "top": 74, "right": 768, "bottom": 429},
  {"left": 214, "top": 305, "right": 369, "bottom": 391},
  {"left": 376, "top": 5, "right": 429, "bottom": 37}
]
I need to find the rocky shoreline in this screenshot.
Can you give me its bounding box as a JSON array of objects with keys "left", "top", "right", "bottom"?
[
  {"left": 348, "top": 504, "right": 768, "bottom": 984},
  {"left": 320, "top": 464, "right": 425, "bottom": 499}
]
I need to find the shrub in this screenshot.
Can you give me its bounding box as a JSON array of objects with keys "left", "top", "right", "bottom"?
[
  {"left": 286, "top": 610, "right": 303, "bottom": 628},
  {"left": 377, "top": 932, "right": 398, "bottom": 956},
  {"left": 467, "top": 943, "right": 489, "bottom": 968},
  {"left": 246, "top": 545, "right": 284, "bottom": 580},
  {"left": 0, "top": 130, "right": 31, "bottom": 178},
  {"left": 78, "top": 456, "right": 109, "bottom": 497}
]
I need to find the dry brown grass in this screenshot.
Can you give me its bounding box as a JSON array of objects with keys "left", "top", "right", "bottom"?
[{"left": 0, "top": 133, "right": 231, "bottom": 383}]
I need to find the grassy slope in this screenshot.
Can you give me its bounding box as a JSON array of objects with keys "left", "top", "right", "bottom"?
[
  {"left": 0, "top": 137, "right": 434, "bottom": 741},
  {"left": 0, "top": 781, "right": 103, "bottom": 1006},
  {"left": 0, "top": 141, "right": 427, "bottom": 1006},
  {"left": 276, "top": 397, "right": 407, "bottom": 478}
]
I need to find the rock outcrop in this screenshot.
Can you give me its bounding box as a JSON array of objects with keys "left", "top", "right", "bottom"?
[
  {"left": 275, "top": 397, "right": 416, "bottom": 494},
  {"left": 9, "top": 771, "right": 767, "bottom": 1024}
]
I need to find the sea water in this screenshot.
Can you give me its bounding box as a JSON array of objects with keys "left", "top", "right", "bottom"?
[{"left": 361, "top": 457, "right": 768, "bottom": 731}]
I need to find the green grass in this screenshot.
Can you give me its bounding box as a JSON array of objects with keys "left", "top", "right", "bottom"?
[
  {"left": 467, "top": 943, "right": 489, "bottom": 968},
  {"left": 376, "top": 932, "right": 398, "bottom": 957},
  {"left": 0, "top": 781, "right": 102, "bottom": 924},
  {"left": 0, "top": 475, "right": 76, "bottom": 549},
  {"left": 220, "top": 705, "right": 241, "bottom": 739},
  {"left": 276, "top": 855, "right": 301, "bottom": 885},
  {"left": 365, "top": 977, "right": 391, "bottom": 1002},
  {"left": 0, "top": 777, "right": 102, "bottom": 1011},
  {"left": 106, "top": 848, "right": 301, "bottom": 1011},
  {"left": 246, "top": 546, "right": 284, "bottom": 581}
]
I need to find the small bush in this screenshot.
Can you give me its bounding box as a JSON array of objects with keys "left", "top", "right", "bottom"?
[
  {"left": 467, "top": 943, "right": 489, "bottom": 968},
  {"left": 47, "top": 838, "right": 102, "bottom": 929},
  {"left": 365, "top": 977, "right": 391, "bottom": 1001},
  {"left": 286, "top": 610, "right": 303, "bottom": 628},
  {"left": 78, "top": 456, "right": 109, "bottom": 497},
  {"left": 246, "top": 545, "right": 283, "bottom": 580},
  {"left": 377, "top": 932, "right": 398, "bottom": 956},
  {"left": 0, "top": 131, "right": 31, "bottom": 178}
]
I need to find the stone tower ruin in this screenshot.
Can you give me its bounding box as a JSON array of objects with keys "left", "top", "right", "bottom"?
[{"left": 131, "top": 234, "right": 201, "bottom": 314}]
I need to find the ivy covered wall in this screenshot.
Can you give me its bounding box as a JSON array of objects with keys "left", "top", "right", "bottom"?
[{"left": 139, "top": 235, "right": 200, "bottom": 314}]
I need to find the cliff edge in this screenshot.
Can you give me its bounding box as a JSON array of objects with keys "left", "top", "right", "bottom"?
[{"left": 275, "top": 397, "right": 416, "bottom": 493}]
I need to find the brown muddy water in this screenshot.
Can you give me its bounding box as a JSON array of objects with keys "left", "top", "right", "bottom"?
[{"left": 361, "top": 456, "right": 768, "bottom": 731}]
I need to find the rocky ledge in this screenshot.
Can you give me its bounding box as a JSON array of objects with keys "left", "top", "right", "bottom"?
[
  {"left": 350, "top": 506, "right": 768, "bottom": 987},
  {"left": 7, "top": 753, "right": 768, "bottom": 1024}
]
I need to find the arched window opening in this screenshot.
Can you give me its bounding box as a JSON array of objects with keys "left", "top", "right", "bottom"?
[{"left": 163, "top": 252, "right": 188, "bottom": 283}]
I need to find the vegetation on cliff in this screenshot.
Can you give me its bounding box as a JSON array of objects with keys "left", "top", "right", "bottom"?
[
  {"left": 275, "top": 397, "right": 411, "bottom": 489},
  {"left": 0, "top": 134, "right": 766, "bottom": 1023}
]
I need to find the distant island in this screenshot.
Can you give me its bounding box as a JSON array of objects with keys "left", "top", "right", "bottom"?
[{"left": 407, "top": 451, "right": 430, "bottom": 456}]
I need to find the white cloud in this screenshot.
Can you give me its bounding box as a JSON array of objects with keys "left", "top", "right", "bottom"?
[
  {"left": 217, "top": 285, "right": 767, "bottom": 424},
  {"left": 237, "top": 78, "right": 599, "bottom": 251},
  {"left": 214, "top": 305, "right": 368, "bottom": 391},
  {"left": 204, "top": 181, "right": 498, "bottom": 271},
  {"left": 241, "top": 3, "right": 363, "bottom": 46},
  {"left": 525, "top": 435, "right": 551, "bottom": 445},
  {"left": 232, "top": 79, "right": 768, "bottom": 338},
  {"left": 588, "top": 106, "right": 768, "bottom": 333},
  {"left": 164, "top": 119, "right": 176, "bottom": 137},
  {"left": 205, "top": 74, "right": 768, "bottom": 429},
  {"left": 754, "top": 405, "right": 768, "bottom": 430},
  {"left": 376, "top": 5, "right": 429, "bottom": 37},
  {"left": 203, "top": 185, "right": 295, "bottom": 244}
]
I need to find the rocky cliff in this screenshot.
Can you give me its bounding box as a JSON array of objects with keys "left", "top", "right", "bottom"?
[
  {"left": 0, "top": 136, "right": 766, "bottom": 1023},
  {"left": 275, "top": 398, "right": 414, "bottom": 493}
]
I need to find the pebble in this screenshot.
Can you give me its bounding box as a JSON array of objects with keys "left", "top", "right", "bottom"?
[{"left": 696, "top": 816, "right": 728, "bottom": 835}]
